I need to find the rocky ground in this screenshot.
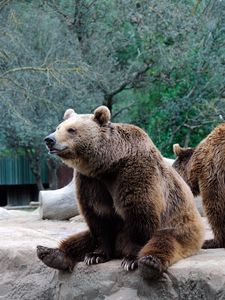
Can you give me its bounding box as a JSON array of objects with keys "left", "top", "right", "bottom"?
[{"left": 0, "top": 208, "right": 225, "bottom": 300}]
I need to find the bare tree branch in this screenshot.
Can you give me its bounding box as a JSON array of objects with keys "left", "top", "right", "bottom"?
[
  {"left": 101, "top": 63, "right": 153, "bottom": 110},
  {"left": 112, "top": 103, "right": 134, "bottom": 119},
  {"left": 0, "top": 0, "right": 10, "bottom": 11},
  {"left": 44, "top": 0, "right": 74, "bottom": 25},
  {"left": 1, "top": 65, "right": 84, "bottom": 77}
]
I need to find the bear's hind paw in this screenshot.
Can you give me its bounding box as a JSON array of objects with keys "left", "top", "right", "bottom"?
[
  {"left": 138, "top": 255, "right": 164, "bottom": 279},
  {"left": 37, "top": 245, "right": 74, "bottom": 272}
]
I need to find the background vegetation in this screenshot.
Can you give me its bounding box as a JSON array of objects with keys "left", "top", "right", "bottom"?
[{"left": 0, "top": 0, "right": 224, "bottom": 189}]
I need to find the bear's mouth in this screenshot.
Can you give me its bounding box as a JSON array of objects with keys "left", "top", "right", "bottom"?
[
  {"left": 48, "top": 148, "right": 61, "bottom": 155},
  {"left": 47, "top": 145, "right": 68, "bottom": 155}
]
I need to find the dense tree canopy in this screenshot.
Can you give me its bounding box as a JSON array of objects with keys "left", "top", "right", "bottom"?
[{"left": 0, "top": 0, "right": 224, "bottom": 189}]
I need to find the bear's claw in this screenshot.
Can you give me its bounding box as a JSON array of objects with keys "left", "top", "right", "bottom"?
[
  {"left": 37, "top": 245, "right": 74, "bottom": 272},
  {"left": 84, "top": 252, "right": 109, "bottom": 265},
  {"left": 121, "top": 256, "right": 138, "bottom": 271}
]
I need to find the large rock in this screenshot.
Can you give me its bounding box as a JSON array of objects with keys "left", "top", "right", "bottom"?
[{"left": 0, "top": 213, "right": 224, "bottom": 300}]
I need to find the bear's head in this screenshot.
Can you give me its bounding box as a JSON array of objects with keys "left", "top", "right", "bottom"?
[
  {"left": 172, "top": 143, "right": 195, "bottom": 181},
  {"left": 44, "top": 106, "right": 111, "bottom": 173}
]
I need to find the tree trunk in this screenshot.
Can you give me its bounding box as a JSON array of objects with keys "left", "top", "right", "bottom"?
[
  {"left": 39, "top": 178, "right": 78, "bottom": 220},
  {"left": 103, "top": 96, "right": 113, "bottom": 112},
  {"left": 35, "top": 174, "right": 44, "bottom": 191},
  {"left": 25, "top": 148, "right": 44, "bottom": 191},
  {"left": 47, "top": 158, "right": 59, "bottom": 190}
]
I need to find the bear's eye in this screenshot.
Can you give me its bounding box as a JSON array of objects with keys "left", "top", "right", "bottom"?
[{"left": 67, "top": 128, "right": 76, "bottom": 134}]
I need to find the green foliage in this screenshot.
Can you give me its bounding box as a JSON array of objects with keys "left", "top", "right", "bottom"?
[
  {"left": 114, "top": 0, "right": 225, "bottom": 157},
  {"left": 0, "top": 0, "right": 224, "bottom": 182}
]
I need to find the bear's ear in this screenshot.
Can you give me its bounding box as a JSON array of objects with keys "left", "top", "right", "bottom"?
[
  {"left": 93, "top": 106, "right": 111, "bottom": 126},
  {"left": 63, "top": 109, "right": 76, "bottom": 120},
  {"left": 173, "top": 144, "right": 183, "bottom": 156},
  {"left": 173, "top": 144, "right": 194, "bottom": 157}
]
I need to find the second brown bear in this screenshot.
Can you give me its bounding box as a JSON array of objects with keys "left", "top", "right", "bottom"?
[{"left": 173, "top": 123, "right": 225, "bottom": 249}]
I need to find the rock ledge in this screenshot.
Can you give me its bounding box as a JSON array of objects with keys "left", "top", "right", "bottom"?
[{"left": 0, "top": 212, "right": 223, "bottom": 300}]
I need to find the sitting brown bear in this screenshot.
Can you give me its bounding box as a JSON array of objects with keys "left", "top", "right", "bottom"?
[
  {"left": 37, "top": 106, "right": 204, "bottom": 279},
  {"left": 173, "top": 123, "right": 225, "bottom": 249}
]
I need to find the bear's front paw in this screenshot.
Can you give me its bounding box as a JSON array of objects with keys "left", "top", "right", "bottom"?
[
  {"left": 37, "top": 245, "right": 74, "bottom": 272},
  {"left": 138, "top": 255, "right": 164, "bottom": 279},
  {"left": 84, "top": 252, "right": 109, "bottom": 265},
  {"left": 121, "top": 256, "right": 138, "bottom": 271}
]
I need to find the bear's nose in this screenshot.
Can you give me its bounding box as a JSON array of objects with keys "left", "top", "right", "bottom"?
[{"left": 44, "top": 134, "right": 56, "bottom": 148}]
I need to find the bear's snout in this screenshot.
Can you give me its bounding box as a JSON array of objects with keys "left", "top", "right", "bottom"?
[{"left": 44, "top": 134, "right": 56, "bottom": 149}]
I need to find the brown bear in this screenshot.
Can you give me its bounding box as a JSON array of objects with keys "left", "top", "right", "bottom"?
[
  {"left": 37, "top": 106, "right": 204, "bottom": 279},
  {"left": 173, "top": 123, "right": 225, "bottom": 249}
]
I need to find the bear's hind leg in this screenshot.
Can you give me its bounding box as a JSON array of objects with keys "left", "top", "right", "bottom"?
[
  {"left": 201, "top": 211, "right": 225, "bottom": 249},
  {"left": 200, "top": 181, "right": 225, "bottom": 249},
  {"left": 138, "top": 227, "right": 203, "bottom": 279},
  {"left": 138, "top": 229, "right": 178, "bottom": 279},
  {"left": 37, "top": 230, "right": 94, "bottom": 271}
]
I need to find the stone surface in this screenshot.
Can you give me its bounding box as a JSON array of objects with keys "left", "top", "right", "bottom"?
[
  {"left": 0, "top": 207, "right": 10, "bottom": 219},
  {"left": 0, "top": 213, "right": 224, "bottom": 300}
]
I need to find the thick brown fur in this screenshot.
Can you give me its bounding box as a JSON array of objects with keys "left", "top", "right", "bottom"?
[
  {"left": 37, "top": 106, "right": 204, "bottom": 279},
  {"left": 173, "top": 123, "right": 225, "bottom": 249}
]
